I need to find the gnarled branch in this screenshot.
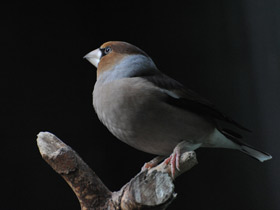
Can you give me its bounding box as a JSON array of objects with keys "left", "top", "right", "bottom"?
[{"left": 36, "top": 132, "right": 197, "bottom": 210}]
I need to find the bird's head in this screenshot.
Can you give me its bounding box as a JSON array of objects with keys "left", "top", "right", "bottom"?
[{"left": 84, "top": 41, "right": 158, "bottom": 81}]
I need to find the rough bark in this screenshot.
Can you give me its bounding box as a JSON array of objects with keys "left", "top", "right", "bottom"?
[{"left": 36, "top": 132, "right": 197, "bottom": 210}]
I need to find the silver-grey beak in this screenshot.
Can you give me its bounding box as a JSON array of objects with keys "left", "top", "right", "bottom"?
[{"left": 84, "top": 48, "right": 102, "bottom": 68}]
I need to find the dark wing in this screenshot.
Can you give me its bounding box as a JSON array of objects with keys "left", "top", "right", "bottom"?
[{"left": 141, "top": 72, "right": 251, "bottom": 132}]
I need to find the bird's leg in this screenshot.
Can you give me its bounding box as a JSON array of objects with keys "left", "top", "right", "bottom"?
[
  {"left": 141, "top": 156, "right": 165, "bottom": 171},
  {"left": 164, "top": 141, "right": 199, "bottom": 178},
  {"left": 164, "top": 147, "right": 181, "bottom": 178}
]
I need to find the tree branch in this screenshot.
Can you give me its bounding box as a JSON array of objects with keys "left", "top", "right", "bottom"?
[{"left": 37, "top": 132, "right": 197, "bottom": 210}]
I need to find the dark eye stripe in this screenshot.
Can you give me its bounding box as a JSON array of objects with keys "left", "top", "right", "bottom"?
[
  {"left": 99, "top": 48, "right": 106, "bottom": 57},
  {"left": 100, "top": 46, "right": 112, "bottom": 57}
]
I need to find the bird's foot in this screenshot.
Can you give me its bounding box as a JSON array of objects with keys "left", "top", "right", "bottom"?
[
  {"left": 164, "top": 147, "right": 181, "bottom": 179},
  {"left": 163, "top": 141, "right": 199, "bottom": 179},
  {"left": 141, "top": 156, "right": 165, "bottom": 172}
]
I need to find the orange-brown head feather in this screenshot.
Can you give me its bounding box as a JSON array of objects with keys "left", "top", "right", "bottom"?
[{"left": 97, "top": 41, "right": 148, "bottom": 77}]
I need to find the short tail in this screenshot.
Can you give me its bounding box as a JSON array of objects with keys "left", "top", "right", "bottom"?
[
  {"left": 221, "top": 128, "right": 272, "bottom": 162},
  {"left": 239, "top": 144, "right": 272, "bottom": 162}
]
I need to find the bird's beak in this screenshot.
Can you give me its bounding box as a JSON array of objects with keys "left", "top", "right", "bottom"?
[{"left": 83, "top": 48, "right": 102, "bottom": 68}]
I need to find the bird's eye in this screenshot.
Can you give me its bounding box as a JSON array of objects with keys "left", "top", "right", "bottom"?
[{"left": 104, "top": 46, "right": 112, "bottom": 54}]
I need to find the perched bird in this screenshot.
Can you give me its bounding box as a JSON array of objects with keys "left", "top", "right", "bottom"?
[{"left": 84, "top": 41, "right": 272, "bottom": 176}]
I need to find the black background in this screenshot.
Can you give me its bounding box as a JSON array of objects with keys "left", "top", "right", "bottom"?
[{"left": 2, "top": 1, "right": 280, "bottom": 210}]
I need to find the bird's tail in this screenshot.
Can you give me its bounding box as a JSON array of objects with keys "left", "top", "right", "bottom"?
[
  {"left": 239, "top": 144, "right": 272, "bottom": 162},
  {"left": 221, "top": 128, "right": 272, "bottom": 162}
]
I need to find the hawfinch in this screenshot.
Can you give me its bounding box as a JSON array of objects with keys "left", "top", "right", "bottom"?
[{"left": 84, "top": 41, "right": 272, "bottom": 175}]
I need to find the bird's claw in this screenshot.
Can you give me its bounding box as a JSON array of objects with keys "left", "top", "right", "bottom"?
[
  {"left": 141, "top": 156, "right": 165, "bottom": 172},
  {"left": 164, "top": 147, "right": 181, "bottom": 178}
]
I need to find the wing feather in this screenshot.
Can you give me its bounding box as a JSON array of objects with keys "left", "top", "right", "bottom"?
[{"left": 140, "top": 73, "right": 251, "bottom": 132}]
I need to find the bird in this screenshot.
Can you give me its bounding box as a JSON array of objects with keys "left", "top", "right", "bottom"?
[{"left": 84, "top": 41, "right": 272, "bottom": 176}]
